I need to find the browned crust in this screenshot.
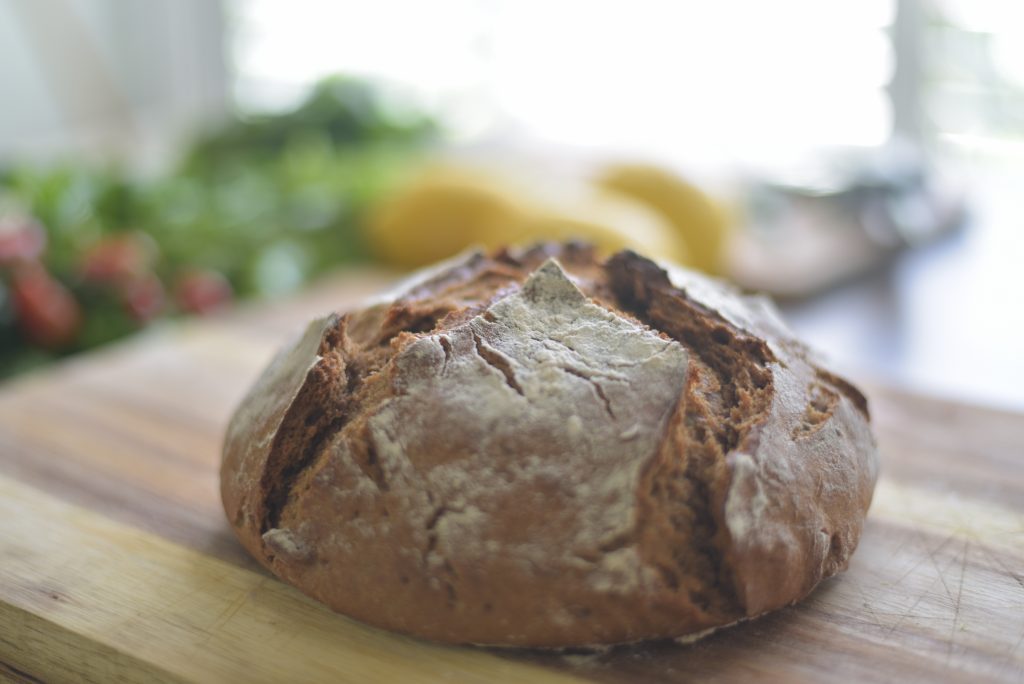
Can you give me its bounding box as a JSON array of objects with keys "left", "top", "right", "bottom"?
[{"left": 221, "top": 242, "right": 879, "bottom": 647}]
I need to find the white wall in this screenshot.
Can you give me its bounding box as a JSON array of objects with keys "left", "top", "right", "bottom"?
[{"left": 0, "top": 0, "right": 228, "bottom": 169}]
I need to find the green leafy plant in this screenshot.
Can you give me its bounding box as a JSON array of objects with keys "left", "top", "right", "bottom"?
[{"left": 0, "top": 77, "right": 436, "bottom": 378}]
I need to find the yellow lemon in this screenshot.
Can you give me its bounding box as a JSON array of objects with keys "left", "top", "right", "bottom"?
[
  {"left": 365, "top": 167, "right": 530, "bottom": 269},
  {"left": 597, "top": 163, "right": 730, "bottom": 274},
  {"left": 501, "top": 192, "right": 689, "bottom": 265},
  {"left": 366, "top": 164, "right": 690, "bottom": 269}
]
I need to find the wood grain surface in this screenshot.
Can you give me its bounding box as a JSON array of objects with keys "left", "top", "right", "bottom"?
[{"left": 1, "top": 270, "right": 1022, "bottom": 683}]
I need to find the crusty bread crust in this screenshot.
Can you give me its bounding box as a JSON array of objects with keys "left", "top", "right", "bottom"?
[{"left": 221, "top": 243, "right": 878, "bottom": 647}]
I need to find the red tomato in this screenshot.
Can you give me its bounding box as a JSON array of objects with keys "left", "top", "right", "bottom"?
[
  {"left": 11, "top": 264, "right": 82, "bottom": 349},
  {"left": 0, "top": 216, "right": 46, "bottom": 265},
  {"left": 122, "top": 274, "right": 165, "bottom": 323},
  {"left": 80, "top": 234, "right": 155, "bottom": 284},
  {"left": 175, "top": 269, "right": 233, "bottom": 315}
]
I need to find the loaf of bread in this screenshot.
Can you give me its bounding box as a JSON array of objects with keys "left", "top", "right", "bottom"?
[{"left": 221, "top": 243, "right": 878, "bottom": 647}]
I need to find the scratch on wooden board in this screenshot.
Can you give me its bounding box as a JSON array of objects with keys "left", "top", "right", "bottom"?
[
  {"left": 977, "top": 544, "right": 1024, "bottom": 668},
  {"left": 884, "top": 582, "right": 937, "bottom": 637},
  {"left": 885, "top": 533, "right": 958, "bottom": 638},
  {"left": 947, "top": 539, "right": 969, "bottom": 665},
  {"left": 211, "top": 591, "right": 250, "bottom": 633},
  {"left": 977, "top": 544, "right": 1024, "bottom": 593},
  {"left": 207, "top": 577, "right": 268, "bottom": 637},
  {"left": 878, "top": 525, "right": 926, "bottom": 577},
  {"left": 889, "top": 533, "right": 954, "bottom": 590},
  {"left": 928, "top": 534, "right": 960, "bottom": 612},
  {"left": 849, "top": 580, "right": 887, "bottom": 632}
]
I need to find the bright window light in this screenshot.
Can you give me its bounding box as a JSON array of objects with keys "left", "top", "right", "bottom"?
[{"left": 231, "top": 0, "right": 895, "bottom": 167}]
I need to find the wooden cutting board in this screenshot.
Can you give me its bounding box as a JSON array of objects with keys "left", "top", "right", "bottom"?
[{"left": 1, "top": 270, "right": 1022, "bottom": 683}]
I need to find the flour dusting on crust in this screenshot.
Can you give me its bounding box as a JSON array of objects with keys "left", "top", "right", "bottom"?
[{"left": 363, "top": 259, "right": 687, "bottom": 592}]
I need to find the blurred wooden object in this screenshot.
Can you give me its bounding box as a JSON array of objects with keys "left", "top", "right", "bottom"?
[{"left": 0, "top": 269, "right": 1022, "bottom": 683}]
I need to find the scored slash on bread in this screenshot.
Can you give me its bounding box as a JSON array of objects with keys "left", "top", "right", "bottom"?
[{"left": 221, "top": 242, "right": 878, "bottom": 648}]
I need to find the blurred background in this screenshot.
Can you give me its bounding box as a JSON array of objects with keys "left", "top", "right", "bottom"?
[{"left": 0, "top": 0, "right": 1021, "bottom": 408}]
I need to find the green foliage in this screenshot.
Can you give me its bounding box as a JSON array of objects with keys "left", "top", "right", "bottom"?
[{"left": 0, "top": 76, "right": 436, "bottom": 378}]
